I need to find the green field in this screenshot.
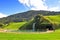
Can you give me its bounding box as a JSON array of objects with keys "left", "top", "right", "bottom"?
[{"left": 0, "top": 29, "right": 60, "bottom": 40}]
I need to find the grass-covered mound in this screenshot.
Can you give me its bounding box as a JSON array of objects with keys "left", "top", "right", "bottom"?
[
  {"left": 19, "top": 14, "right": 55, "bottom": 31},
  {"left": 46, "top": 15, "right": 60, "bottom": 24},
  {"left": 46, "top": 15, "right": 60, "bottom": 29}
]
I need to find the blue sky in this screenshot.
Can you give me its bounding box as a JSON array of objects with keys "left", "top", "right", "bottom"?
[
  {"left": 0, "top": 0, "right": 60, "bottom": 18},
  {"left": 0, "top": 0, "right": 29, "bottom": 15}
]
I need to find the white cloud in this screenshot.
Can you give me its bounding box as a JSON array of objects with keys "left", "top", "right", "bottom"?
[
  {"left": 48, "top": 7, "right": 60, "bottom": 11},
  {"left": 18, "top": 0, "right": 48, "bottom": 10},
  {"left": 18, "top": 0, "right": 60, "bottom": 11},
  {"left": 0, "top": 13, "right": 7, "bottom": 18}
]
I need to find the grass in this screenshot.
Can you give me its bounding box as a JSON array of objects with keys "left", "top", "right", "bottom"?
[
  {"left": 0, "top": 29, "right": 60, "bottom": 40},
  {"left": 45, "top": 15, "right": 60, "bottom": 24},
  {"left": 4, "top": 22, "right": 27, "bottom": 30}
]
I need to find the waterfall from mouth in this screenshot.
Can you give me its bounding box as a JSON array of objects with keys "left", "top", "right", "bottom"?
[{"left": 32, "top": 23, "right": 36, "bottom": 31}]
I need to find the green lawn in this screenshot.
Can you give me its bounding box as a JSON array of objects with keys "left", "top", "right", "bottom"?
[{"left": 0, "top": 29, "right": 60, "bottom": 40}]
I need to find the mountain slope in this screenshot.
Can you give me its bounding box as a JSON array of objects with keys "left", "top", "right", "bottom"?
[{"left": 0, "top": 10, "right": 60, "bottom": 23}]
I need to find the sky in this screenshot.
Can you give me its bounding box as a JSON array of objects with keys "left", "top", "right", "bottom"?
[{"left": 0, "top": 0, "right": 60, "bottom": 18}]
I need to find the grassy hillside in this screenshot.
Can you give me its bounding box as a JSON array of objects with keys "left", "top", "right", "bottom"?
[
  {"left": 46, "top": 15, "right": 60, "bottom": 24},
  {"left": 1, "top": 15, "right": 60, "bottom": 30},
  {"left": 45, "top": 15, "right": 60, "bottom": 29},
  {"left": 3, "top": 22, "right": 27, "bottom": 30},
  {"left": 0, "top": 29, "right": 60, "bottom": 40}
]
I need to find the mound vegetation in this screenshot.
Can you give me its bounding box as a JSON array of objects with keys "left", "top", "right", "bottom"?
[{"left": 19, "top": 14, "right": 58, "bottom": 31}]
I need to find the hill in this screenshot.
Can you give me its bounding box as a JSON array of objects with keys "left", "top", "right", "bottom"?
[
  {"left": 19, "top": 15, "right": 60, "bottom": 31},
  {"left": 1, "top": 15, "right": 60, "bottom": 30},
  {"left": 0, "top": 10, "right": 60, "bottom": 24}
]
